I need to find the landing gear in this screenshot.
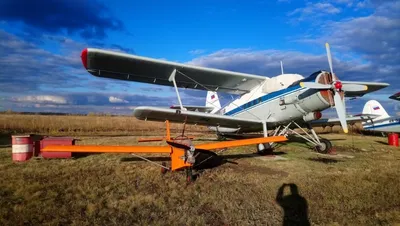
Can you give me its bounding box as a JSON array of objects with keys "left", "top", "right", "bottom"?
[
  {"left": 257, "top": 143, "right": 274, "bottom": 155},
  {"left": 217, "top": 134, "right": 227, "bottom": 141},
  {"left": 314, "top": 138, "right": 332, "bottom": 154},
  {"left": 272, "top": 121, "right": 334, "bottom": 154}
]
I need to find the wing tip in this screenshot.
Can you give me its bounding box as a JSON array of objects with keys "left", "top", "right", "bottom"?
[{"left": 81, "top": 48, "right": 88, "bottom": 69}]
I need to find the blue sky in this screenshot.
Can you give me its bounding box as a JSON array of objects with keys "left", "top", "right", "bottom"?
[{"left": 0, "top": 0, "right": 398, "bottom": 116}]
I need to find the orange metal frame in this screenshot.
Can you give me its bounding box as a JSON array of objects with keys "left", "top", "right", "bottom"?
[{"left": 42, "top": 120, "right": 288, "bottom": 171}]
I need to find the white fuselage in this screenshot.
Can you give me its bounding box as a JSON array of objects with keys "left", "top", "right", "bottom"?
[
  {"left": 209, "top": 71, "right": 334, "bottom": 133},
  {"left": 363, "top": 117, "right": 400, "bottom": 133}
]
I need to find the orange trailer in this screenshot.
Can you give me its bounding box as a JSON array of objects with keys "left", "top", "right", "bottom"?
[{"left": 42, "top": 120, "right": 287, "bottom": 182}]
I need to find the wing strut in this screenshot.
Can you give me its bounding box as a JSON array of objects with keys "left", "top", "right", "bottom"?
[{"left": 168, "top": 69, "right": 185, "bottom": 111}]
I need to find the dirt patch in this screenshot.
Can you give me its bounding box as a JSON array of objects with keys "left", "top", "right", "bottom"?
[{"left": 226, "top": 162, "right": 289, "bottom": 177}]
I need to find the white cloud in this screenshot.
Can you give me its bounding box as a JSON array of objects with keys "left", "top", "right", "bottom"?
[
  {"left": 333, "top": 0, "right": 354, "bottom": 7},
  {"left": 187, "top": 48, "right": 376, "bottom": 80},
  {"left": 355, "top": 0, "right": 369, "bottom": 9},
  {"left": 109, "top": 96, "right": 129, "bottom": 103},
  {"left": 13, "top": 95, "right": 68, "bottom": 104},
  {"left": 288, "top": 2, "right": 341, "bottom": 21},
  {"left": 189, "top": 49, "right": 206, "bottom": 55}
]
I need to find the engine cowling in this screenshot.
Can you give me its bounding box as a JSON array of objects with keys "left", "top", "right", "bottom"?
[{"left": 303, "top": 111, "right": 322, "bottom": 122}]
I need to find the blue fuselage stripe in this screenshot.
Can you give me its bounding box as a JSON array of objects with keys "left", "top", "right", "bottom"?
[
  {"left": 224, "top": 85, "right": 303, "bottom": 116},
  {"left": 364, "top": 121, "right": 400, "bottom": 129}
]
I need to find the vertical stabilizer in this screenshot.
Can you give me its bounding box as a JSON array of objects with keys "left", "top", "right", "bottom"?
[
  {"left": 362, "top": 100, "right": 390, "bottom": 124},
  {"left": 206, "top": 91, "right": 221, "bottom": 114}
]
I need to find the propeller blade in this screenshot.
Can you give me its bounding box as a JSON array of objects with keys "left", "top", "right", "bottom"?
[
  {"left": 333, "top": 92, "right": 348, "bottom": 133},
  {"left": 325, "top": 43, "right": 335, "bottom": 80},
  {"left": 300, "top": 82, "right": 331, "bottom": 89},
  {"left": 341, "top": 84, "right": 368, "bottom": 92}
]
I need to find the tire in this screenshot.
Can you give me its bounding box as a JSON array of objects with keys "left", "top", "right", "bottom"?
[
  {"left": 257, "top": 143, "right": 274, "bottom": 155},
  {"left": 314, "top": 138, "right": 332, "bottom": 154},
  {"left": 161, "top": 162, "right": 168, "bottom": 174},
  {"left": 217, "top": 134, "right": 226, "bottom": 141}
]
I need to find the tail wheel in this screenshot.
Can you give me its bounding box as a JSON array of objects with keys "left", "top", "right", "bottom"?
[
  {"left": 257, "top": 143, "right": 274, "bottom": 155},
  {"left": 314, "top": 138, "right": 332, "bottom": 154}
]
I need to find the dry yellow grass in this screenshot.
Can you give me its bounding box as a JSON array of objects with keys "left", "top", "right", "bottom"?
[
  {"left": 1, "top": 114, "right": 399, "bottom": 225},
  {"left": 1, "top": 122, "right": 400, "bottom": 226},
  {"left": 0, "top": 114, "right": 208, "bottom": 136}
]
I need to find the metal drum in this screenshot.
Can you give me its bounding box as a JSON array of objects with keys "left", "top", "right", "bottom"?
[{"left": 12, "top": 135, "right": 33, "bottom": 162}]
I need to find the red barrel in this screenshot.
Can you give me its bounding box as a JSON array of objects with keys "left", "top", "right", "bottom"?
[
  {"left": 12, "top": 135, "right": 33, "bottom": 162},
  {"left": 388, "top": 133, "right": 399, "bottom": 147}
]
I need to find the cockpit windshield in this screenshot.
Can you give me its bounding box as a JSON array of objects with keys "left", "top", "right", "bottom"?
[{"left": 288, "top": 71, "right": 322, "bottom": 87}]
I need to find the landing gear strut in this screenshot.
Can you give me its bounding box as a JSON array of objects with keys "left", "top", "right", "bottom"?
[{"left": 268, "top": 121, "right": 334, "bottom": 154}]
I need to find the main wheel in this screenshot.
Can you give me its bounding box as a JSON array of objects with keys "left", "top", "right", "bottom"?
[
  {"left": 314, "top": 138, "right": 332, "bottom": 154},
  {"left": 186, "top": 167, "right": 196, "bottom": 184},
  {"left": 160, "top": 162, "right": 168, "bottom": 174},
  {"left": 217, "top": 134, "right": 226, "bottom": 141},
  {"left": 256, "top": 143, "right": 274, "bottom": 155}
]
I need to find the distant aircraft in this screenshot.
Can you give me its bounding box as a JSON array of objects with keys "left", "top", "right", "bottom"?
[
  {"left": 80, "top": 43, "right": 389, "bottom": 154},
  {"left": 389, "top": 92, "right": 400, "bottom": 101},
  {"left": 361, "top": 99, "right": 400, "bottom": 133}
]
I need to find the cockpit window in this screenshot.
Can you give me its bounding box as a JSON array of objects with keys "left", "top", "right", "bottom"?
[{"left": 288, "top": 71, "right": 322, "bottom": 87}]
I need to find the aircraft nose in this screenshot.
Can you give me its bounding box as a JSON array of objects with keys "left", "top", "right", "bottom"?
[{"left": 81, "top": 48, "right": 88, "bottom": 69}]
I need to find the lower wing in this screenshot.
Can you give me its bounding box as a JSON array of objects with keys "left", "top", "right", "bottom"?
[
  {"left": 133, "top": 106, "right": 263, "bottom": 130},
  {"left": 310, "top": 114, "right": 378, "bottom": 127}
]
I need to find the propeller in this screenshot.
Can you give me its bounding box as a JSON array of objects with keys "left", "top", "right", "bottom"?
[
  {"left": 325, "top": 43, "right": 348, "bottom": 133},
  {"left": 301, "top": 82, "right": 367, "bottom": 92},
  {"left": 299, "top": 43, "right": 370, "bottom": 134}
]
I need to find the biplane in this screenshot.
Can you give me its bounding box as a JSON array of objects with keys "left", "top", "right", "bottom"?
[{"left": 80, "top": 43, "right": 389, "bottom": 154}]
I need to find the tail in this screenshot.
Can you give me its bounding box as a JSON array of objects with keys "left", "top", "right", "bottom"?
[
  {"left": 362, "top": 100, "right": 390, "bottom": 125},
  {"left": 206, "top": 91, "right": 221, "bottom": 114}
]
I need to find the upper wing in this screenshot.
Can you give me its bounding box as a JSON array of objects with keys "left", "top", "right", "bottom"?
[
  {"left": 169, "top": 105, "right": 215, "bottom": 113},
  {"left": 133, "top": 106, "right": 263, "bottom": 130},
  {"left": 389, "top": 92, "right": 400, "bottom": 101},
  {"left": 82, "top": 48, "right": 268, "bottom": 95},
  {"left": 342, "top": 81, "right": 389, "bottom": 97},
  {"left": 310, "top": 114, "right": 378, "bottom": 127}
]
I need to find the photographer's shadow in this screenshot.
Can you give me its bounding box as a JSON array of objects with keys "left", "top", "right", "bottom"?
[{"left": 276, "top": 183, "right": 310, "bottom": 226}]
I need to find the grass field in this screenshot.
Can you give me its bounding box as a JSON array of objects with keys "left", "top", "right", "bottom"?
[
  {"left": 1, "top": 114, "right": 400, "bottom": 225},
  {"left": 0, "top": 114, "right": 208, "bottom": 135}
]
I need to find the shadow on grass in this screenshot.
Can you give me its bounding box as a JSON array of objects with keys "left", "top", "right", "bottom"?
[
  {"left": 276, "top": 183, "right": 310, "bottom": 226},
  {"left": 120, "top": 151, "right": 287, "bottom": 169},
  {"left": 375, "top": 140, "right": 389, "bottom": 146},
  {"left": 222, "top": 151, "right": 286, "bottom": 159},
  {"left": 0, "top": 133, "right": 11, "bottom": 147},
  {"left": 308, "top": 157, "right": 341, "bottom": 164}
]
